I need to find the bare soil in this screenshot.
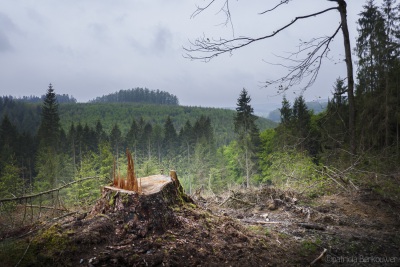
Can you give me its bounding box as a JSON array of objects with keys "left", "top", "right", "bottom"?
[{"left": 1, "top": 186, "right": 400, "bottom": 266}]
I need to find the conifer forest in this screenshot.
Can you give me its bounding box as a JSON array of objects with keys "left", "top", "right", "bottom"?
[{"left": 1, "top": 1, "right": 400, "bottom": 266}]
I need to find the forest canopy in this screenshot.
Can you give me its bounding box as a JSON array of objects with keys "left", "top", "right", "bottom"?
[{"left": 89, "top": 88, "right": 179, "bottom": 105}]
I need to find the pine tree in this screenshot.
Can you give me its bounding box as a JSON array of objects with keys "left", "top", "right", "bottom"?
[
  {"left": 110, "top": 123, "right": 122, "bottom": 158},
  {"left": 279, "top": 95, "right": 292, "bottom": 125},
  {"left": 293, "top": 95, "right": 311, "bottom": 140},
  {"left": 37, "top": 83, "right": 61, "bottom": 149},
  {"left": 35, "top": 84, "right": 62, "bottom": 190},
  {"left": 355, "top": 0, "right": 400, "bottom": 149},
  {"left": 234, "top": 88, "right": 260, "bottom": 187},
  {"left": 163, "top": 116, "right": 178, "bottom": 157}
]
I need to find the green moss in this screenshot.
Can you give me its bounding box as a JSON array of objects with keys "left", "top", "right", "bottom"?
[
  {"left": 300, "top": 239, "right": 321, "bottom": 256},
  {"left": 172, "top": 206, "right": 181, "bottom": 212},
  {"left": 31, "top": 224, "right": 76, "bottom": 265},
  {"left": 130, "top": 254, "right": 140, "bottom": 261},
  {"left": 264, "top": 228, "right": 270, "bottom": 237},
  {"left": 122, "top": 193, "right": 130, "bottom": 204},
  {"left": 278, "top": 232, "right": 290, "bottom": 239},
  {"left": 247, "top": 225, "right": 265, "bottom": 235},
  {"left": 187, "top": 202, "right": 197, "bottom": 209},
  {"left": 0, "top": 239, "right": 38, "bottom": 266},
  {"left": 109, "top": 191, "right": 119, "bottom": 206}
]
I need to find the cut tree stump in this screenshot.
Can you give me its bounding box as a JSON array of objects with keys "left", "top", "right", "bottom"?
[
  {"left": 91, "top": 170, "right": 192, "bottom": 237},
  {"left": 91, "top": 151, "right": 192, "bottom": 237}
]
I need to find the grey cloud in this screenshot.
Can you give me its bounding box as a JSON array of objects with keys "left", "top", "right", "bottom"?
[
  {"left": 0, "top": 12, "right": 16, "bottom": 30},
  {"left": 88, "top": 23, "right": 108, "bottom": 42},
  {"left": 0, "top": 12, "right": 17, "bottom": 52},
  {"left": 0, "top": 31, "right": 12, "bottom": 52},
  {"left": 128, "top": 26, "right": 173, "bottom": 56},
  {"left": 152, "top": 26, "right": 172, "bottom": 54}
]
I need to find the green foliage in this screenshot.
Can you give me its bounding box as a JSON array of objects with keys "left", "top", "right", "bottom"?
[
  {"left": 234, "top": 89, "right": 261, "bottom": 187},
  {"left": 0, "top": 239, "right": 38, "bottom": 267},
  {"left": 259, "top": 148, "right": 327, "bottom": 197},
  {"left": 34, "top": 147, "right": 62, "bottom": 191},
  {"left": 58, "top": 103, "right": 275, "bottom": 149},
  {"left": 137, "top": 159, "right": 161, "bottom": 177},
  {"left": 355, "top": 0, "right": 400, "bottom": 150},
  {"left": 90, "top": 87, "right": 179, "bottom": 105},
  {"left": 300, "top": 239, "right": 321, "bottom": 256},
  {"left": 0, "top": 156, "right": 24, "bottom": 198},
  {"left": 220, "top": 141, "right": 241, "bottom": 184},
  {"left": 37, "top": 84, "right": 61, "bottom": 149}
]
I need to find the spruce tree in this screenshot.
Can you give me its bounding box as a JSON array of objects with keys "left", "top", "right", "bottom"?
[
  {"left": 35, "top": 84, "right": 62, "bottom": 190},
  {"left": 234, "top": 88, "right": 260, "bottom": 187},
  {"left": 37, "top": 83, "right": 61, "bottom": 149},
  {"left": 279, "top": 95, "right": 292, "bottom": 125},
  {"left": 163, "top": 116, "right": 178, "bottom": 157}
]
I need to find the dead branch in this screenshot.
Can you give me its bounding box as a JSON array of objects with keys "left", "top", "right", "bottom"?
[
  {"left": 219, "top": 195, "right": 231, "bottom": 206},
  {"left": 242, "top": 219, "right": 282, "bottom": 225},
  {"left": 231, "top": 197, "right": 255, "bottom": 206},
  {"left": 298, "top": 223, "right": 326, "bottom": 231},
  {"left": 264, "top": 24, "right": 342, "bottom": 91},
  {"left": 310, "top": 248, "right": 328, "bottom": 266},
  {"left": 184, "top": 6, "right": 338, "bottom": 62},
  {"left": 0, "top": 176, "right": 100, "bottom": 204},
  {"left": 15, "top": 238, "right": 32, "bottom": 267},
  {"left": 259, "top": 0, "right": 292, "bottom": 15},
  {"left": 24, "top": 205, "right": 69, "bottom": 212}
]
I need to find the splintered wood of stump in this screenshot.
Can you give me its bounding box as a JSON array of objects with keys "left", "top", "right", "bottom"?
[
  {"left": 113, "top": 149, "right": 140, "bottom": 192},
  {"left": 92, "top": 170, "right": 191, "bottom": 236}
]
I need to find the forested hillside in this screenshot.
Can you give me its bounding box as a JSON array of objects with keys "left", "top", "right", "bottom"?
[
  {"left": 0, "top": 86, "right": 276, "bottom": 198},
  {"left": 89, "top": 87, "right": 179, "bottom": 105},
  {"left": 59, "top": 102, "right": 275, "bottom": 147},
  {"left": 267, "top": 101, "right": 328, "bottom": 122},
  {"left": 0, "top": 98, "right": 276, "bottom": 147}
]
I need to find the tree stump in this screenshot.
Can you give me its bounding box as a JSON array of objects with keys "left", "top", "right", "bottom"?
[{"left": 91, "top": 170, "right": 191, "bottom": 237}]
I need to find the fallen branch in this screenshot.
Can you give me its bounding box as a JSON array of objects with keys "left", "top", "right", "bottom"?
[
  {"left": 242, "top": 219, "right": 282, "bottom": 225},
  {"left": 0, "top": 176, "right": 100, "bottom": 203},
  {"left": 15, "top": 238, "right": 32, "bottom": 267},
  {"left": 310, "top": 248, "right": 327, "bottom": 266},
  {"left": 50, "top": 211, "right": 78, "bottom": 223},
  {"left": 219, "top": 195, "right": 231, "bottom": 206},
  {"left": 23, "top": 205, "right": 69, "bottom": 212},
  {"left": 231, "top": 197, "right": 255, "bottom": 206},
  {"left": 298, "top": 223, "right": 326, "bottom": 231}
]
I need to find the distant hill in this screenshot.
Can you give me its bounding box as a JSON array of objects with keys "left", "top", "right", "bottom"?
[
  {"left": 59, "top": 103, "right": 277, "bottom": 147},
  {"left": 1, "top": 94, "right": 77, "bottom": 104},
  {"left": 0, "top": 96, "right": 277, "bottom": 147},
  {"left": 267, "top": 101, "right": 328, "bottom": 122},
  {"left": 89, "top": 88, "right": 179, "bottom": 105}
]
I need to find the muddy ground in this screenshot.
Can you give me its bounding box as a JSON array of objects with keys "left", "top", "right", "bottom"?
[{"left": 1, "top": 186, "right": 400, "bottom": 266}]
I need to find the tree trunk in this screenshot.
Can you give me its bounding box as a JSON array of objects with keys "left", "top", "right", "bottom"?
[
  {"left": 338, "top": 0, "right": 356, "bottom": 155},
  {"left": 91, "top": 170, "right": 192, "bottom": 236}
]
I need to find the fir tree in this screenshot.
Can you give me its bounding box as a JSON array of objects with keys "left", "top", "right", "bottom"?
[
  {"left": 37, "top": 83, "right": 61, "bottom": 149},
  {"left": 234, "top": 88, "right": 260, "bottom": 187}
]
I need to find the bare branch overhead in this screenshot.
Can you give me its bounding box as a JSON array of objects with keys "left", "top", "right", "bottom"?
[
  {"left": 184, "top": 6, "right": 338, "bottom": 62},
  {"left": 259, "top": 0, "right": 292, "bottom": 15}
]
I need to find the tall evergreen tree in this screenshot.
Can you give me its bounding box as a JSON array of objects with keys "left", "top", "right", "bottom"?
[
  {"left": 355, "top": 0, "right": 400, "bottom": 149},
  {"left": 110, "top": 124, "right": 122, "bottom": 158},
  {"left": 279, "top": 95, "right": 292, "bottom": 125},
  {"left": 35, "top": 84, "right": 63, "bottom": 190},
  {"left": 37, "top": 83, "right": 61, "bottom": 149},
  {"left": 234, "top": 88, "right": 260, "bottom": 187},
  {"left": 163, "top": 116, "right": 178, "bottom": 157},
  {"left": 293, "top": 95, "right": 311, "bottom": 141}
]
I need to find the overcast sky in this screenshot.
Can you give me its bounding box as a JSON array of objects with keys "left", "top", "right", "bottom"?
[{"left": 0, "top": 0, "right": 375, "bottom": 111}]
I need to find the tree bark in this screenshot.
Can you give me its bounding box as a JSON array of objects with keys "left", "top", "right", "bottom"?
[
  {"left": 92, "top": 171, "right": 192, "bottom": 236},
  {"left": 338, "top": 0, "right": 356, "bottom": 154}
]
